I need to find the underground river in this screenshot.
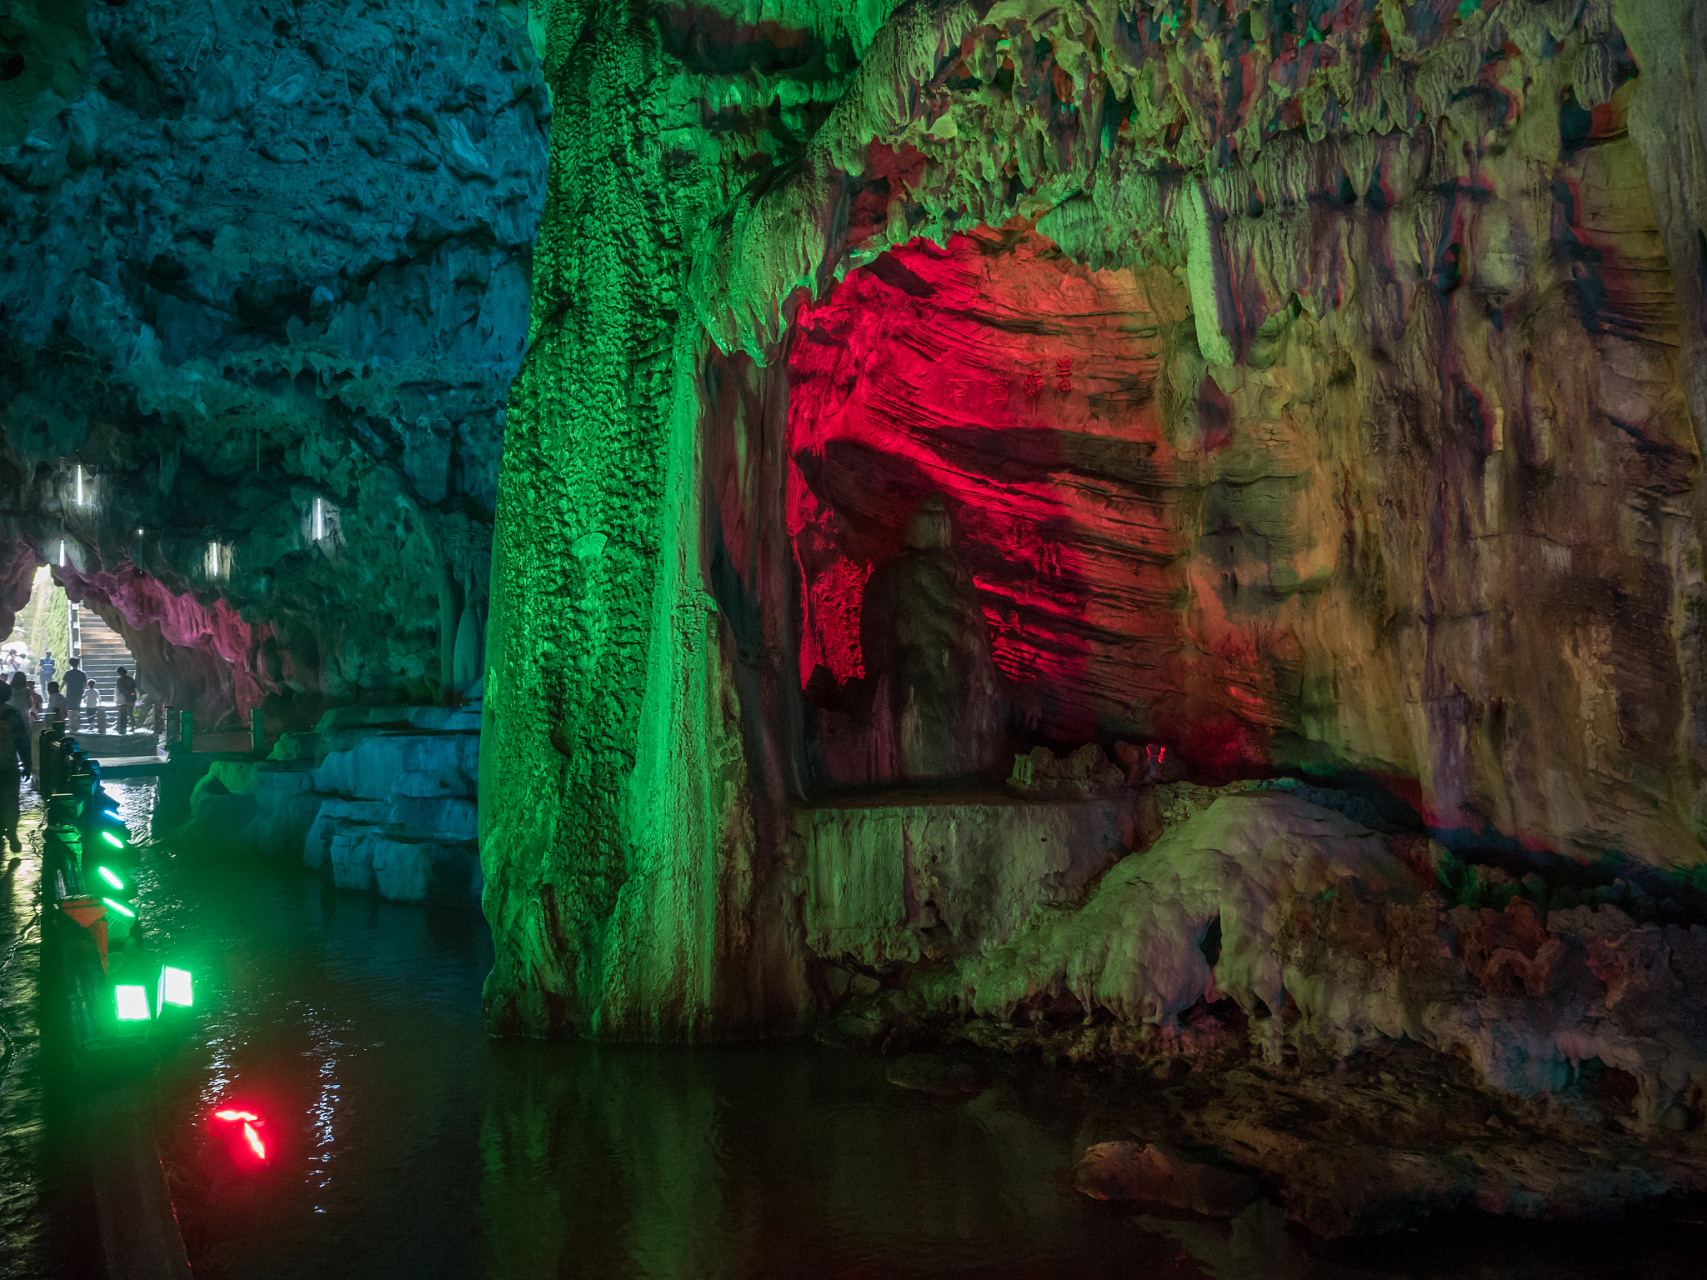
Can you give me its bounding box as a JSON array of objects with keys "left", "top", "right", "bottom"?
[{"left": 4, "top": 780, "right": 1707, "bottom": 1279}]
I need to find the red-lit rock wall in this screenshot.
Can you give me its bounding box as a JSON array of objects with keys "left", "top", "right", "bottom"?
[
  {"left": 780, "top": 73, "right": 1706, "bottom": 863},
  {"left": 60, "top": 564, "right": 277, "bottom": 721},
  {"left": 789, "top": 231, "right": 1233, "bottom": 780},
  {"left": 487, "top": 0, "right": 1707, "bottom": 1048}
]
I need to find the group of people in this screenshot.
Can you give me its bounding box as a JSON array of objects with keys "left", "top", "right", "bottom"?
[
  {"left": 3, "top": 658, "right": 140, "bottom": 734},
  {"left": 0, "top": 659, "right": 140, "bottom": 852}
]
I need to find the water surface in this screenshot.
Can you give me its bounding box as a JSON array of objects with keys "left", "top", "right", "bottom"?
[{"left": 14, "top": 779, "right": 1698, "bottom": 1279}]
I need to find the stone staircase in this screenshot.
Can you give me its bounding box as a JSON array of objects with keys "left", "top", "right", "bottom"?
[{"left": 73, "top": 605, "right": 136, "bottom": 701}]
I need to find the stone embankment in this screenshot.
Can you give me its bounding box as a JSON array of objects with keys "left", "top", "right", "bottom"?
[{"left": 175, "top": 705, "right": 480, "bottom": 904}]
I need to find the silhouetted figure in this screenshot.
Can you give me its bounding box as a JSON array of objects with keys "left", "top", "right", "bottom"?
[
  {"left": 62, "top": 657, "right": 87, "bottom": 723},
  {"left": 0, "top": 693, "right": 30, "bottom": 852},
  {"left": 859, "top": 495, "right": 1005, "bottom": 781},
  {"left": 115, "top": 667, "right": 137, "bottom": 735},
  {"left": 6, "top": 673, "right": 29, "bottom": 723},
  {"left": 45, "top": 681, "right": 65, "bottom": 723}
]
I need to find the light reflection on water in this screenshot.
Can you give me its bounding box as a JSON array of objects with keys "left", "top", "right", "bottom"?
[
  {"left": 0, "top": 787, "right": 51, "bottom": 1280},
  {"left": 75, "top": 779, "right": 1703, "bottom": 1280},
  {"left": 137, "top": 839, "right": 1189, "bottom": 1280}
]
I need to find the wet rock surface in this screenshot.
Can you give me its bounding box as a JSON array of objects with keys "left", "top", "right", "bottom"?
[
  {"left": 175, "top": 703, "right": 481, "bottom": 902},
  {"left": 1075, "top": 1140, "right": 1258, "bottom": 1218},
  {"left": 818, "top": 786, "right": 1707, "bottom": 1235}
]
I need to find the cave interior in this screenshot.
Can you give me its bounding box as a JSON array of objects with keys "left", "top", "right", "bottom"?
[{"left": 6, "top": 0, "right": 1707, "bottom": 1268}]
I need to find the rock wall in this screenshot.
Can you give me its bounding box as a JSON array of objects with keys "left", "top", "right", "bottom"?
[
  {"left": 485, "top": 0, "right": 1707, "bottom": 1049},
  {"left": 178, "top": 703, "right": 482, "bottom": 901},
  {"left": 0, "top": 0, "right": 550, "bottom": 721}
]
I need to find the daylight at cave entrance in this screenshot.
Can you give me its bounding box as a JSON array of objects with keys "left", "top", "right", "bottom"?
[{"left": 4, "top": 0, "right": 1707, "bottom": 1275}]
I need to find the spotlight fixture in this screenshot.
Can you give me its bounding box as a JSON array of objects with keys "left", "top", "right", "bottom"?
[
  {"left": 157, "top": 966, "right": 193, "bottom": 1009},
  {"left": 114, "top": 984, "right": 150, "bottom": 1021}
]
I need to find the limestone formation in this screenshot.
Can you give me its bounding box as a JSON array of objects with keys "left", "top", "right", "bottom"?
[
  {"left": 486, "top": 0, "right": 1707, "bottom": 1038},
  {"left": 478, "top": 0, "right": 1707, "bottom": 1231}
]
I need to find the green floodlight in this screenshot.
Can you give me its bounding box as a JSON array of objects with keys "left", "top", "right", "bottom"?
[
  {"left": 96, "top": 866, "right": 125, "bottom": 891},
  {"left": 158, "top": 966, "right": 193, "bottom": 1009},
  {"left": 102, "top": 897, "right": 136, "bottom": 919},
  {"left": 115, "top": 984, "right": 151, "bottom": 1021},
  {"left": 100, "top": 830, "right": 125, "bottom": 849}
]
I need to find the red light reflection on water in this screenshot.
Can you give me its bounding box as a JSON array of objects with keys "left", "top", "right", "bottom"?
[{"left": 210, "top": 1105, "right": 268, "bottom": 1164}]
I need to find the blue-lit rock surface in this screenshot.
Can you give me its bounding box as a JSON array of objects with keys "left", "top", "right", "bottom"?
[
  {"left": 177, "top": 703, "right": 481, "bottom": 901},
  {"left": 0, "top": 0, "right": 548, "bottom": 717}
]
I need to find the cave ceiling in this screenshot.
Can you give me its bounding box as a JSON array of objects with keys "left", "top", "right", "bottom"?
[{"left": 0, "top": 0, "right": 548, "bottom": 716}]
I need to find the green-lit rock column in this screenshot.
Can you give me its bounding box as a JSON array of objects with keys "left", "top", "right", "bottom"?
[{"left": 481, "top": 0, "right": 811, "bottom": 1038}]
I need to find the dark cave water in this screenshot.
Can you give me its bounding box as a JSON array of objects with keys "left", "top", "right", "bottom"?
[{"left": 7, "top": 780, "right": 1707, "bottom": 1279}]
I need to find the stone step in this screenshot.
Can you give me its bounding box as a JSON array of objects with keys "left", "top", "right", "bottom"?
[{"left": 71, "top": 607, "right": 138, "bottom": 699}]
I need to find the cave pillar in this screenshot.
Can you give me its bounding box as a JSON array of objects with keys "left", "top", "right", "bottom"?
[{"left": 480, "top": 0, "right": 810, "bottom": 1039}]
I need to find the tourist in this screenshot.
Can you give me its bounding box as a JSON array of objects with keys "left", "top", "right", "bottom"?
[
  {"left": 83, "top": 679, "right": 102, "bottom": 733},
  {"left": 62, "top": 657, "right": 87, "bottom": 724},
  {"left": 6, "top": 673, "right": 29, "bottom": 722},
  {"left": 26, "top": 681, "right": 40, "bottom": 719},
  {"left": 115, "top": 666, "right": 137, "bottom": 735},
  {"left": 0, "top": 692, "right": 29, "bottom": 853},
  {"left": 37, "top": 649, "right": 54, "bottom": 687},
  {"left": 45, "top": 681, "right": 65, "bottom": 723}
]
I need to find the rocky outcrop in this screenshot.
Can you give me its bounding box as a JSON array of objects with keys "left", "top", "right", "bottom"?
[
  {"left": 1075, "top": 1141, "right": 1258, "bottom": 1218},
  {"left": 933, "top": 790, "right": 1707, "bottom": 1124},
  {"left": 0, "top": 0, "right": 549, "bottom": 721},
  {"left": 179, "top": 704, "right": 481, "bottom": 902},
  {"left": 822, "top": 788, "right": 1707, "bottom": 1236}
]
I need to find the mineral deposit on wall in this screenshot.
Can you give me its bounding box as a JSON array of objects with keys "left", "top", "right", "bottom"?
[{"left": 486, "top": 0, "right": 1707, "bottom": 1096}]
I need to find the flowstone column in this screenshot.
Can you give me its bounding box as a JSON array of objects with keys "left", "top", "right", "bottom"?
[{"left": 481, "top": 0, "right": 811, "bottom": 1039}]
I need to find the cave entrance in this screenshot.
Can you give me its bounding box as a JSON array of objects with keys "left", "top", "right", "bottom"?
[
  {"left": 4, "top": 566, "right": 71, "bottom": 682},
  {"left": 3, "top": 564, "right": 151, "bottom": 747},
  {"left": 782, "top": 227, "right": 1195, "bottom": 791}
]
